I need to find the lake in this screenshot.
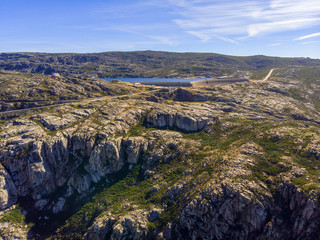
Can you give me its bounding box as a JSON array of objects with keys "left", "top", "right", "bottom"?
[{"left": 103, "top": 78, "right": 207, "bottom": 83}]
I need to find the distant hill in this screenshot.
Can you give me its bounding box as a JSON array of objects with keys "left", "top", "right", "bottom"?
[{"left": 0, "top": 51, "right": 319, "bottom": 78}]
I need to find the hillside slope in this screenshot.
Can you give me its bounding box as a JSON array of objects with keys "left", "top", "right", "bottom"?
[{"left": 0, "top": 71, "right": 143, "bottom": 112}]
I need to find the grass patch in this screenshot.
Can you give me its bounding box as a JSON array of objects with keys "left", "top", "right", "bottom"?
[
  {"left": 0, "top": 206, "right": 26, "bottom": 224},
  {"left": 292, "top": 176, "right": 308, "bottom": 186},
  {"left": 127, "top": 123, "right": 147, "bottom": 136},
  {"left": 183, "top": 119, "right": 253, "bottom": 150},
  {"left": 127, "top": 123, "right": 158, "bottom": 137},
  {"left": 0, "top": 205, "right": 34, "bottom": 231},
  {"left": 287, "top": 87, "right": 305, "bottom": 101}
]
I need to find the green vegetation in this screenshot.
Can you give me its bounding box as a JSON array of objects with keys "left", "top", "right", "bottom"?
[
  {"left": 0, "top": 205, "right": 34, "bottom": 231},
  {"left": 287, "top": 87, "right": 305, "bottom": 101},
  {"left": 250, "top": 68, "right": 272, "bottom": 80},
  {"left": 127, "top": 123, "right": 148, "bottom": 136},
  {"left": 0, "top": 206, "right": 25, "bottom": 224},
  {"left": 183, "top": 119, "right": 253, "bottom": 150},
  {"left": 127, "top": 122, "right": 159, "bottom": 137},
  {"left": 55, "top": 132, "right": 196, "bottom": 238},
  {"left": 56, "top": 163, "right": 152, "bottom": 239},
  {"left": 293, "top": 67, "right": 320, "bottom": 87},
  {"left": 275, "top": 67, "right": 320, "bottom": 112},
  {"left": 56, "top": 148, "right": 195, "bottom": 238}
]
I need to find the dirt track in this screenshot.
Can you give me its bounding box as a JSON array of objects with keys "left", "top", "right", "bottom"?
[
  {"left": 262, "top": 69, "right": 274, "bottom": 81},
  {"left": 0, "top": 91, "right": 155, "bottom": 118}
]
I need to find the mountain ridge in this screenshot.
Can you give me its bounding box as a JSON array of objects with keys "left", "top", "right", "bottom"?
[{"left": 0, "top": 51, "right": 319, "bottom": 78}]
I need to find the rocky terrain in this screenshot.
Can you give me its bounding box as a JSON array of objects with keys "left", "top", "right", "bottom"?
[
  {"left": 0, "top": 71, "right": 143, "bottom": 113},
  {"left": 0, "top": 51, "right": 319, "bottom": 78},
  {"left": 0, "top": 66, "right": 320, "bottom": 239}
]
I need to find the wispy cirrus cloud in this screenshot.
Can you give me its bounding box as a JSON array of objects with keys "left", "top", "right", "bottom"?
[
  {"left": 168, "top": 0, "right": 320, "bottom": 42},
  {"left": 294, "top": 32, "right": 320, "bottom": 41},
  {"left": 248, "top": 18, "right": 320, "bottom": 37},
  {"left": 186, "top": 29, "right": 240, "bottom": 44},
  {"left": 87, "top": 1, "right": 180, "bottom": 47}
]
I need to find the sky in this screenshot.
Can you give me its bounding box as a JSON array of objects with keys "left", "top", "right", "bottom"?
[{"left": 0, "top": 0, "right": 319, "bottom": 58}]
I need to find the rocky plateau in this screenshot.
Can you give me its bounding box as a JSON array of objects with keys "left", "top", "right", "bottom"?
[{"left": 0, "top": 66, "right": 320, "bottom": 239}]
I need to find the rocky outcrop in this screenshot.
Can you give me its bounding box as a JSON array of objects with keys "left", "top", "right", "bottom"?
[
  {"left": 84, "top": 217, "right": 117, "bottom": 240},
  {"left": 80, "top": 136, "right": 320, "bottom": 240},
  {"left": 84, "top": 208, "right": 163, "bottom": 240},
  {"left": 0, "top": 221, "right": 28, "bottom": 240},
  {"left": 0, "top": 166, "right": 17, "bottom": 210},
  {"left": 145, "top": 108, "right": 217, "bottom": 132},
  {"left": 82, "top": 180, "right": 320, "bottom": 240},
  {"left": 174, "top": 183, "right": 269, "bottom": 239},
  {"left": 0, "top": 98, "right": 218, "bottom": 215},
  {"left": 305, "top": 136, "right": 320, "bottom": 159},
  {"left": 110, "top": 210, "right": 149, "bottom": 240},
  {"left": 161, "top": 182, "right": 319, "bottom": 240},
  {"left": 83, "top": 137, "right": 148, "bottom": 186},
  {"left": 33, "top": 108, "right": 95, "bottom": 131},
  {"left": 172, "top": 89, "right": 210, "bottom": 102},
  {"left": 1, "top": 134, "right": 151, "bottom": 212}
]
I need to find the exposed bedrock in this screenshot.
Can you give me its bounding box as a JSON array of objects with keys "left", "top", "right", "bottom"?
[
  {"left": 0, "top": 106, "right": 210, "bottom": 212},
  {"left": 0, "top": 166, "right": 18, "bottom": 210},
  {"left": 145, "top": 109, "right": 217, "bottom": 132},
  {"left": 0, "top": 134, "right": 150, "bottom": 212},
  {"left": 84, "top": 182, "right": 320, "bottom": 240},
  {"left": 172, "top": 183, "right": 320, "bottom": 240}
]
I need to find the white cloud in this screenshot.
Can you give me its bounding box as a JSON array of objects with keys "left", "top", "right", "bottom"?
[
  {"left": 248, "top": 18, "right": 320, "bottom": 37},
  {"left": 186, "top": 30, "right": 211, "bottom": 42},
  {"left": 187, "top": 30, "right": 239, "bottom": 44},
  {"left": 294, "top": 32, "right": 320, "bottom": 41},
  {"left": 268, "top": 43, "right": 282, "bottom": 46},
  {"left": 168, "top": 0, "right": 320, "bottom": 41}
]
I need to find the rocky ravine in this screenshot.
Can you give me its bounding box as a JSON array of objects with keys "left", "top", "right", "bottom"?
[{"left": 1, "top": 69, "right": 320, "bottom": 239}]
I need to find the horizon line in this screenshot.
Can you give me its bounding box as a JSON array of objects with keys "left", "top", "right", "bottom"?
[{"left": 0, "top": 50, "right": 319, "bottom": 60}]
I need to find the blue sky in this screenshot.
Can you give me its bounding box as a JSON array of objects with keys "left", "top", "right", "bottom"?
[{"left": 0, "top": 0, "right": 319, "bottom": 58}]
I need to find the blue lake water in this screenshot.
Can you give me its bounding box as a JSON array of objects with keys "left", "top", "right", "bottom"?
[{"left": 103, "top": 78, "right": 207, "bottom": 83}]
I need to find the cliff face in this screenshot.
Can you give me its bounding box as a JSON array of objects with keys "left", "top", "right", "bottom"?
[
  {"left": 175, "top": 182, "right": 320, "bottom": 240},
  {"left": 1, "top": 67, "right": 320, "bottom": 239},
  {"left": 0, "top": 98, "right": 215, "bottom": 215}
]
